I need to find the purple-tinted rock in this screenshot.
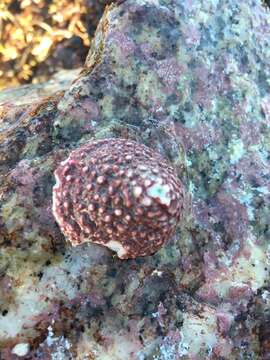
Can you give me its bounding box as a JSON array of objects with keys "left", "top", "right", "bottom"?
[{"left": 0, "top": 0, "right": 269, "bottom": 358}]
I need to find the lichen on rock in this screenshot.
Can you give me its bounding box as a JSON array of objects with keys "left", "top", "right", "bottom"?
[{"left": 0, "top": 0, "right": 269, "bottom": 358}]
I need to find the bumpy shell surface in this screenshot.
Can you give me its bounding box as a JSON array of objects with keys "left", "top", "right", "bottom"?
[{"left": 52, "top": 138, "right": 185, "bottom": 259}]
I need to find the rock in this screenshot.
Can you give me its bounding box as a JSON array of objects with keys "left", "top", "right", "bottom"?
[
  {"left": 0, "top": 0, "right": 269, "bottom": 358},
  {"left": 0, "top": 68, "right": 81, "bottom": 106}
]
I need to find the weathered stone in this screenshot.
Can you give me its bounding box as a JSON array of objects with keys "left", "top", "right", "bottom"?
[{"left": 0, "top": 0, "right": 269, "bottom": 358}]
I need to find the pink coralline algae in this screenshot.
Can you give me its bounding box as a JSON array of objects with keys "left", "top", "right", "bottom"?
[{"left": 52, "top": 138, "right": 185, "bottom": 259}]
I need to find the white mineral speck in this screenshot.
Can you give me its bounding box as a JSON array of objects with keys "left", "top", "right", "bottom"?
[
  {"left": 151, "top": 269, "right": 163, "bottom": 277},
  {"left": 11, "top": 343, "right": 30, "bottom": 357},
  {"left": 228, "top": 138, "right": 245, "bottom": 164}
]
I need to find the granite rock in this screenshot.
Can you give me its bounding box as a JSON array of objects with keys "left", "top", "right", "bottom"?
[{"left": 0, "top": 0, "right": 269, "bottom": 359}]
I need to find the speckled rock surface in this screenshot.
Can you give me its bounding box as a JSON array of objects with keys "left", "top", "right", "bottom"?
[{"left": 0, "top": 0, "right": 269, "bottom": 359}]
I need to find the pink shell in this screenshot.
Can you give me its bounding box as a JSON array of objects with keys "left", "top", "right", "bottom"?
[{"left": 52, "top": 138, "right": 185, "bottom": 259}]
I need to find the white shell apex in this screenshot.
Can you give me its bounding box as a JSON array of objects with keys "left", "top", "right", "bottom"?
[{"left": 147, "top": 182, "right": 171, "bottom": 206}]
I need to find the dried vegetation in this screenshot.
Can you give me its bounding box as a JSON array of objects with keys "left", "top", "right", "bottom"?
[{"left": 0, "top": 0, "right": 110, "bottom": 89}]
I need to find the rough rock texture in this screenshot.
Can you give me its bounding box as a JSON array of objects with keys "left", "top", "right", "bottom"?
[
  {"left": 0, "top": 0, "right": 269, "bottom": 359},
  {"left": 0, "top": 69, "right": 81, "bottom": 106},
  {"left": 53, "top": 138, "right": 185, "bottom": 259}
]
